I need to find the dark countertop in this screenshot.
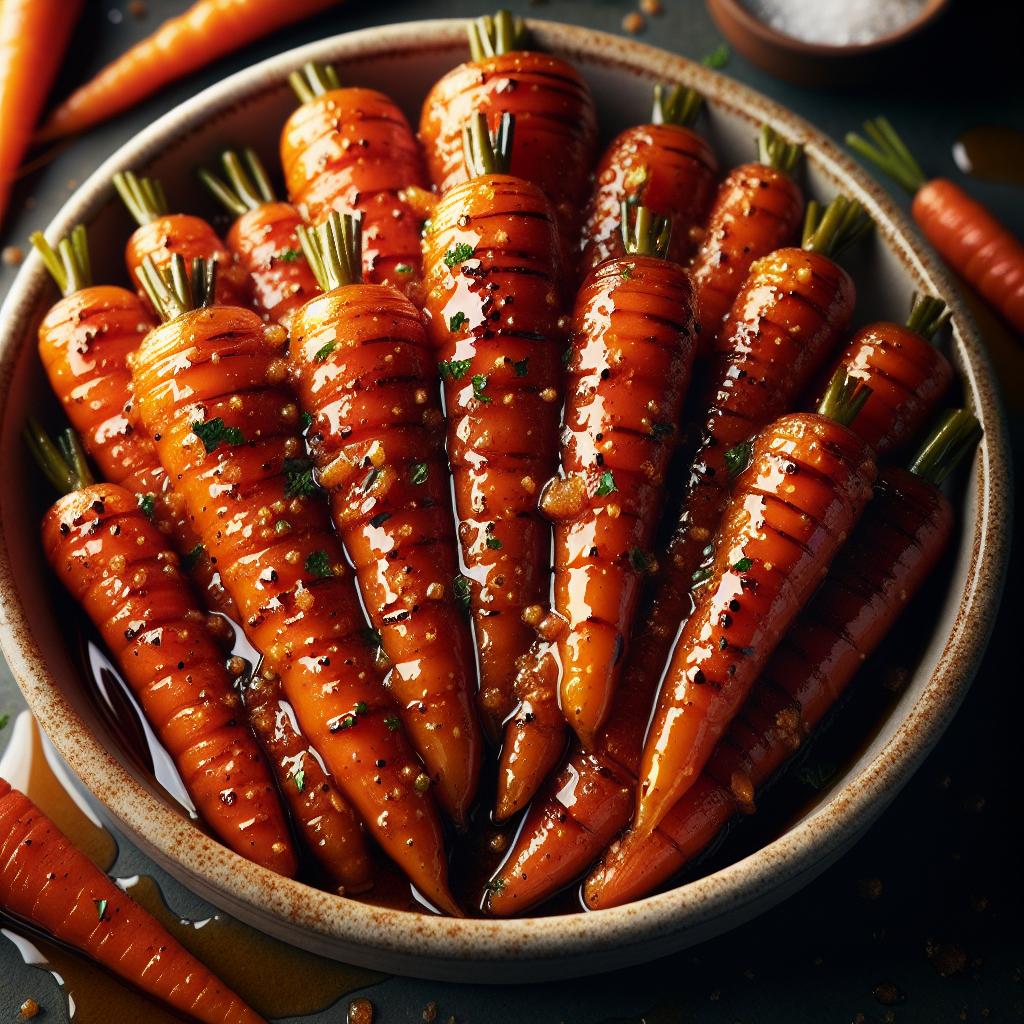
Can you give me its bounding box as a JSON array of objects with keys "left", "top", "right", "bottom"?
[{"left": 1, "top": 1, "right": 1021, "bottom": 1021}]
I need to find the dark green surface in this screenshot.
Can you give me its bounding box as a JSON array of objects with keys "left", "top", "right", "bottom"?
[{"left": 1, "top": 1, "right": 1022, "bottom": 1021}]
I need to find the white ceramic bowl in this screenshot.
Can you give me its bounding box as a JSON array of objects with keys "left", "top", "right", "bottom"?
[{"left": 0, "top": 18, "right": 1010, "bottom": 983}]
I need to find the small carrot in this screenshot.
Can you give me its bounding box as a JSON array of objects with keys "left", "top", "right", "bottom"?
[
  {"left": 280, "top": 63, "right": 427, "bottom": 300},
  {"left": 35, "top": 0, "right": 341, "bottom": 143},
  {"left": 114, "top": 170, "right": 251, "bottom": 310},
  {"left": 29, "top": 423, "right": 297, "bottom": 877},
  {"left": 495, "top": 206, "right": 699, "bottom": 819},
  {"left": 690, "top": 125, "right": 805, "bottom": 355},
  {"left": 421, "top": 114, "right": 566, "bottom": 740},
  {"left": 847, "top": 116, "right": 1024, "bottom": 333},
  {"left": 200, "top": 148, "right": 320, "bottom": 330},
  {"left": 634, "top": 371, "right": 878, "bottom": 835},
  {"left": 585, "top": 410, "right": 980, "bottom": 909},
  {"left": 288, "top": 213, "right": 483, "bottom": 827},
  {"left": 580, "top": 85, "right": 718, "bottom": 274},
  {"left": 0, "top": 0, "right": 83, "bottom": 228},
  {"left": 0, "top": 777, "right": 264, "bottom": 1024},
  {"left": 420, "top": 10, "right": 598, "bottom": 259},
  {"left": 130, "top": 256, "right": 460, "bottom": 915}
]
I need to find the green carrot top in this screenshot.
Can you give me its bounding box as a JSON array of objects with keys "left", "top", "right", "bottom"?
[
  {"left": 802, "top": 194, "right": 873, "bottom": 258},
  {"left": 909, "top": 408, "right": 982, "bottom": 486},
  {"left": 199, "top": 148, "right": 276, "bottom": 217},
  {"left": 846, "top": 116, "right": 926, "bottom": 195},
  {"left": 467, "top": 10, "right": 528, "bottom": 61},
  {"left": 651, "top": 85, "right": 703, "bottom": 129},
  {"left": 904, "top": 292, "right": 951, "bottom": 342},
  {"left": 25, "top": 419, "right": 94, "bottom": 496},
  {"left": 113, "top": 170, "right": 170, "bottom": 227},
  {"left": 757, "top": 124, "right": 803, "bottom": 176},
  {"left": 137, "top": 253, "right": 217, "bottom": 322},
  {"left": 296, "top": 211, "right": 363, "bottom": 292},
  {"left": 288, "top": 61, "right": 341, "bottom": 105},
  {"left": 817, "top": 367, "right": 873, "bottom": 428},
  {"left": 620, "top": 203, "right": 672, "bottom": 259},
  {"left": 30, "top": 225, "right": 91, "bottom": 296},
  {"left": 462, "top": 112, "right": 515, "bottom": 178}
]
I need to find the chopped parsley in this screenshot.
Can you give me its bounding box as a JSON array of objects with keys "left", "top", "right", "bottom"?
[
  {"left": 443, "top": 242, "right": 475, "bottom": 268},
  {"left": 274, "top": 248, "right": 301, "bottom": 263},
  {"left": 94, "top": 898, "right": 108, "bottom": 921},
  {"left": 192, "top": 417, "right": 245, "bottom": 453},
  {"left": 292, "top": 768, "right": 305, "bottom": 793},
  {"left": 449, "top": 311, "right": 468, "bottom": 332},
  {"left": 512, "top": 357, "right": 529, "bottom": 377},
  {"left": 0, "top": 714, "right": 9, "bottom": 731},
  {"left": 486, "top": 535, "right": 503, "bottom": 550},
  {"left": 701, "top": 42, "right": 731, "bottom": 69},
  {"left": 137, "top": 492, "right": 156, "bottom": 520},
  {"left": 183, "top": 543, "right": 205, "bottom": 570},
  {"left": 384, "top": 714, "right": 401, "bottom": 732},
  {"left": 274, "top": 519, "right": 292, "bottom": 535},
  {"left": 453, "top": 573, "right": 471, "bottom": 612},
  {"left": 628, "top": 547, "right": 651, "bottom": 572},
  {"left": 314, "top": 340, "right": 336, "bottom": 363},
  {"left": 596, "top": 470, "right": 617, "bottom": 496},
  {"left": 395, "top": 263, "right": 414, "bottom": 274},
  {"left": 304, "top": 550, "right": 333, "bottom": 579},
  {"left": 725, "top": 441, "right": 753, "bottom": 479},
  {"left": 471, "top": 374, "right": 492, "bottom": 403},
  {"left": 621, "top": 263, "right": 634, "bottom": 280},
  {"left": 439, "top": 358, "right": 472, "bottom": 381},
  {"left": 732, "top": 557, "right": 753, "bottom": 573},
  {"left": 410, "top": 462, "right": 429, "bottom": 485},
  {"left": 300, "top": 411, "right": 313, "bottom": 432},
  {"left": 284, "top": 458, "right": 317, "bottom": 498},
  {"left": 486, "top": 877, "right": 506, "bottom": 893}
]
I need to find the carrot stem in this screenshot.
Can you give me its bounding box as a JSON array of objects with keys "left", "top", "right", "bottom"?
[
  {"left": 24, "top": 419, "right": 93, "bottom": 494},
  {"left": 802, "top": 194, "right": 872, "bottom": 258},
  {"left": 846, "top": 116, "right": 927, "bottom": 195},
  {"left": 296, "top": 210, "right": 362, "bottom": 291},
  {"left": 288, "top": 61, "right": 340, "bottom": 105},
  {"left": 461, "top": 111, "right": 515, "bottom": 178},
  {"left": 757, "top": 124, "right": 803, "bottom": 175},
  {"left": 31, "top": 225, "right": 92, "bottom": 296},
  {"left": 909, "top": 408, "right": 982, "bottom": 486},
  {"left": 817, "top": 367, "right": 873, "bottom": 426},
  {"left": 138, "top": 253, "right": 216, "bottom": 322},
  {"left": 651, "top": 84, "right": 703, "bottom": 128},
  {"left": 199, "top": 147, "right": 276, "bottom": 216},
  {"left": 467, "top": 9, "right": 527, "bottom": 61},
  {"left": 113, "top": 170, "right": 169, "bottom": 227},
  {"left": 619, "top": 202, "right": 671, "bottom": 258}
]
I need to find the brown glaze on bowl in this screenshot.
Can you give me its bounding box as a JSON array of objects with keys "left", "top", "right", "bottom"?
[{"left": 0, "top": 18, "right": 1010, "bottom": 983}]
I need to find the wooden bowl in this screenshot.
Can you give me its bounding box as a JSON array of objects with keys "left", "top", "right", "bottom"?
[{"left": 0, "top": 17, "right": 1010, "bottom": 983}]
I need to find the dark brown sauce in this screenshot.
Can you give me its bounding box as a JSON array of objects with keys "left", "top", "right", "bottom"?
[{"left": 952, "top": 126, "right": 1024, "bottom": 187}]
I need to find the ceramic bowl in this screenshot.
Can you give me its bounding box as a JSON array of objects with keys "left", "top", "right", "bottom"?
[{"left": 0, "top": 18, "right": 1010, "bottom": 983}]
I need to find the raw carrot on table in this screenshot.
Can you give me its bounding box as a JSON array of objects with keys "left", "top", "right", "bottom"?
[
  {"left": 35, "top": 0, "right": 341, "bottom": 143},
  {"left": 581, "top": 85, "right": 717, "bottom": 274},
  {"left": 421, "top": 114, "right": 566, "bottom": 741},
  {"left": 847, "top": 116, "right": 1024, "bottom": 333},
  {"left": 130, "top": 255, "right": 459, "bottom": 914},
  {"left": 495, "top": 204, "right": 699, "bottom": 820},
  {"left": 114, "top": 170, "right": 250, "bottom": 309},
  {"left": 280, "top": 62, "right": 427, "bottom": 300},
  {"left": 0, "top": 0, "right": 83, "bottom": 228},
  {"left": 200, "top": 147, "right": 320, "bottom": 330},
  {"left": 586, "top": 409, "right": 981, "bottom": 909},
  {"left": 420, "top": 10, "right": 598, "bottom": 261},
  {"left": 690, "top": 125, "right": 805, "bottom": 355},
  {"left": 288, "top": 213, "right": 482, "bottom": 827},
  {"left": 0, "top": 777, "right": 264, "bottom": 1024},
  {"left": 28, "top": 423, "right": 297, "bottom": 877}
]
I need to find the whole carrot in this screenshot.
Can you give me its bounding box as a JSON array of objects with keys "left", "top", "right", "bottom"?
[
  {"left": 29, "top": 424, "right": 296, "bottom": 877},
  {"left": 847, "top": 117, "right": 1024, "bottom": 333},
  {"left": 288, "top": 213, "right": 483, "bottom": 827},
  {"left": 421, "top": 114, "right": 566, "bottom": 740},
  {"left": 420, "top": 10, "right": 598, "bottom": 258},
  {"left": 280, "top": 63, "right": 426, "bottom": 300},
  {"left": 635, "top": 371, "right": 878, "bottom": 835},
  {"left": 35, "top": 0, "right": 340, "bottom": 143},
  {"left": 115, "top": 170, "right": 250, "bottom": 310},
  {"left": 495, "top": 206, "right": 699, "bottom": 820},
  {"left": 581, "top": 85, "right": 718, "bottom": 274},
  {"left": 0, "top": 777, "right": 264, "bottom": 1024},
  {"left": 690, "top": 125, "right": 805, "bottom": 355},
  {"left": 585, "top": 410, "right": 980, "bottom": 909},
  {"left": 0, "top": 0, "right": 82, "bottom": 228},
  {"left": 130, "top": 256, "right": 459, "bottom": 915},
  {"left": 200, "top": 148, "right": 320, "bottom": 330}
]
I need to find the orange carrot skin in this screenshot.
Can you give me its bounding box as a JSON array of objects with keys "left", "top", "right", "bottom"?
[
  {"left": 41, "top": 483, "right": 296, "bottom": 877},
  {"left": 636, "top": 412, "right": 877, "bottom": 834},
  {"left": 0, "top": 779, "right": 264, "bottom": 1024},
  {"left": 420, "top": 53, "right": 598, "bottom": 258},
  {"left": 126, "top": 215, "right": 251, "bottom": 310},
  {"left": 690, "top": 162, "right": 804, "bottom": 355},
  {"left": 824, "top": 321, "right": 953, "bottom": 455},
  {"left": 581, "top": 124, "right": 718, "bottom": 273},
  {"left": 913, "top": 178, "right": 1024, "bottom": 333},
  {"left": 280, "top": 88, "right": 427, "bottom": 300},
  {"left": 242, "top": 672, "right": 373, "bottom": 894},
  {"left": 289, "top": 286, "right": 482, "bottom": 826},
  {"left": 226, "top": 202, "right": 320, "bottom": 330},
  {"left": 132, "top": 306, "right": 459, "bottom": 914},
  {"left": 586, "top": 466, "right": 953, "bottom": 908},
  {"left": 422, "top": 174, "right": 566, "bottom": 739},
  {"left": 35, "top": 0, "right": 339, "bottom": 142}
]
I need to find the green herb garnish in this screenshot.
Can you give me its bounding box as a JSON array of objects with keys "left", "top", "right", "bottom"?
[
  {"left": 443, "top": 242, "right": 475, "bottom": 268},
  {"left": 292, "top": 768, "right": 305, "bottom": 792},
  {"left": 183, "top": 543, "right": 205, "bottom": 570},
  {"left": 453, "top": 573, "right": 471, "bottom": 612},
  {"left": 471, "top": 374, "right": 492, "bottom": 403},
  {"left": 274, "top": 519, "right": 291, "bottom": 535},
  {"left": 410, "top": 462, "right": 429, "bottom": 485},
  {"left": 395, "top": 263, "right": 414, "bottom": 274},
  {"left": 439, "top": 358, "right": 472, "bottom": 381},
  {"left": 486, "top": 877, "right": 506, "bottom": 893},
  {"left": 384, "top": 715, "right": 401, "bottom": 732},
  {"left": 596, "top": 470, "right": 617, "bottom": 496},
  {"left": 725, "top": 441, "right": 753, "bottom": 479},
  {"left": 95, "top": 898, "right": 108, "bottom": 921},
  {"left": 512, "top": 357, "right": 529, "bottom": 377},
  {"left": 284, "top": 458, "right": 317, "bottom": 498},
  {"left": 701, "top": 42, "right": 730, "bottom": 69},
  {"left": 0, "top": 714, "right": 9, "bottom": 731},
  {"left": 274, "top": 248, "right": 301, "bottom": 263},
  {"left": 300, "top": 411, "right": 313, "bottom": 432},
  {"left": 304, "top": 550, "right": 333, "bottom": 578},
  {"left": 732, "top": 557, "right": 753, "bottom": 573},
  {"left": 314, "top": 340, "right": 336, "bottom": 363},
  {"left": 192, "top": 417, "right": 245, "bottom": 454},
  {"left": 449, "top": 311, "right": 468, "bottom": 332},
  {"left": 486, "top": 535, "right": 503, "bottom": 550},
  {"left": 137, "top": 492, "right": 156, "bottom": 520}
]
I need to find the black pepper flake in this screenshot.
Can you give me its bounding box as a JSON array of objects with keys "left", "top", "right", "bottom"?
[
  {"left": 729, "top": 599, "right": 741, "bottom": 612},
  {"left": 693, "top": 669, "right": 706, "bottom": 685}
]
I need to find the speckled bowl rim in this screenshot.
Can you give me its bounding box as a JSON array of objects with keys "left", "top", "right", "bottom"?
[{"left": 0, "top": 18, "right": 1011, "bottom": 976}]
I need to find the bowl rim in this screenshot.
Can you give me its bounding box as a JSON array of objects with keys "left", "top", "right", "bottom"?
[{"left": 0, "top": 16, "right": 1011, "bottom": 971}]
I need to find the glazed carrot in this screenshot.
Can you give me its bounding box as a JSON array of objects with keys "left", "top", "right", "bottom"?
[
  {"left": 130, "top": 257, "right": 460, "bottom": 915},
  {"left": 420, "top": 11, "right": 598, "bottom": 258},
  {"left": 634, "top": 372, "right": 878, "bottom": 835},
  {"left": 585, "top": 410, "right": 980, "bottom": 908},
  {"left": 32, "top": 227, "right": 232, "bottom": 615},
  {"left": 581, "top": 86, "right": 717, "bottom": 274},
  {"left": 0, "top": 777, "right": 264, "bottom": 1024},
  {"left": 29, "top": 425, "right": 296, "bottom": 877},
  {"left": 818, "top": 293, "right": 953, "bottom": 455},
  {"left": 200, "top": 148, "right": 320, "bottom": 330},
  {"left": 690, "top": 125, "right": 805, "bottom": 355},
  {"left": 495, "top": 207, "right": 699, "bottom": 819},
  {"left": 847, "top": 117, "right": 1024, "bottom": 333},
  {"left": 421, "top": 115, "right": 566, "bottom": 740},
  {"left": 288, "top": 213, "right": 483, "bottom": 826},
  {"left": 280, "top": 63, "right": 427, "bottom": 301},
  {"left": 35, "top": 0, "right": 340, "bottom": 143},
  {"left": 114, "top": 170, "right": 250, "bottom": 310},
  {"left": 0, "top": 1, "right": 82, "bottom": 227}
]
